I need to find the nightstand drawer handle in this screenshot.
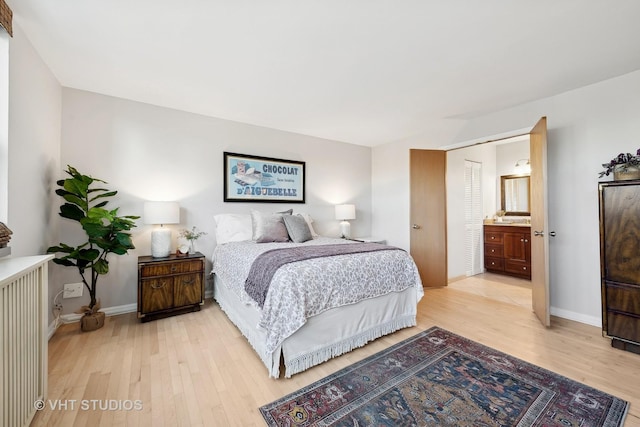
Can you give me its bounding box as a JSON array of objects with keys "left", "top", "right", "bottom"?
[
  {"left": 182, "top": 279, "right": 195, "bottom": 285},
  {"left": 151, "top": 281, "right": 167, "bottom": 289},
  {"left": 170, "top": 266, "right": 177, "bottom": 272}
]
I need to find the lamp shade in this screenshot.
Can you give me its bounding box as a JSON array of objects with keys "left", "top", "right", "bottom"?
[
  {"left": 335, "top": 204, "right": 356, "bottom": 220},
  {"left": 144, "top": 201, "right": 180, "bottom": 225}
]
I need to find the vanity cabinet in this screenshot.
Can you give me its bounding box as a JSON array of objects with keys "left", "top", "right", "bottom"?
[
  {"left": 599, "top": 180, "right": 640, "bottom": 354},
  {"left": 484, "top": 224, "right": 531, "bottom": 280}
]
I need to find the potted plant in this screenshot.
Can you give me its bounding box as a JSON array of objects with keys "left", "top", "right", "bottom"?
[
  {"left": 178, "top": 226, "right": 207, "bottom": 254},
  {"left": 599, "top": 150, "right": 640, "bottom": 180},
  {"left": 47, "top": 166, "right": 139, "bottom": 331}
]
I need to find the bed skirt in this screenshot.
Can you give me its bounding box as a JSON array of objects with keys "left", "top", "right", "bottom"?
[{"left": 213, "top": 274, "right": 419, "bottom": 378}]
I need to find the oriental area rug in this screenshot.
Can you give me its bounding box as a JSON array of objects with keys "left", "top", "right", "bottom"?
[{"left": 260, "top": 327, "right": 628, "bottom": 427}]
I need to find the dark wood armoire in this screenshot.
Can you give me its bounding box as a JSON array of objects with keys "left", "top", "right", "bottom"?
[{"left": 599, "top": 179, "right": 640, "bottom": 354}]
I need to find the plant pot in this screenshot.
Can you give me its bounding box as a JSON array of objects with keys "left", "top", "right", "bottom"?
[
  {"left": 80, "top": 311, "right": 105, "bottom": 332},
  {"left": 614, "top": 166, "right": 640, "bottom": 181}
]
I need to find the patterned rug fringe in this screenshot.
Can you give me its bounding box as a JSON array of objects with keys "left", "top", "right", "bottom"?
[{"left": 283, "top": 315, "right": 417, "bottom": 378}]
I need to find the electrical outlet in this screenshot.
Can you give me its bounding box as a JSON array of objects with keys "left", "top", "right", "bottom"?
[{"left": 63, "top": 282, "right": 83, "bottom": 298}]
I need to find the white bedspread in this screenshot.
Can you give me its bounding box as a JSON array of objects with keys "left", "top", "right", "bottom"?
[{"left": 212, "top": 237, "right": 423, "bottom": 355}]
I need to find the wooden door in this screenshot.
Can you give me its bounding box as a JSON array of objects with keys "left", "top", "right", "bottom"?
[
  {"left": 530, "top": 117, "right": 550, "bottom": 326},
  {"left": 410, "top": 149, "right": 447, "bottom": 287}
]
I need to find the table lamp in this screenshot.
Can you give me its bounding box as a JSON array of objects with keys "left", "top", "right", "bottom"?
[
  {"left": 144, "top": 201, "right": 180, "bottom": 257},
  {"left": 335, "top": 204, "right": 356, "bottom": 239}
]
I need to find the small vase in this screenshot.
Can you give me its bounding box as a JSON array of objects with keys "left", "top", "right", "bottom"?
[{"left": 613, "top": 166, "right": 640, "bottom": 181}]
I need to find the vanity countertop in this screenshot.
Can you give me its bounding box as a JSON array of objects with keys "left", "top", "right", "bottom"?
[{"left": 483, "top": 220, "right": 531, "bottom": 227}]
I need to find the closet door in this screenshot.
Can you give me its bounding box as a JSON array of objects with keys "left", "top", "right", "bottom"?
[{"left": 464, "top": 160, "right": 483, "bottom": 276}]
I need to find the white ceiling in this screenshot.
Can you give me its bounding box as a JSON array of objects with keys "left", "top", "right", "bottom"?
[{"left": 10, "top": 1, "right": 640, "bottom": 146}]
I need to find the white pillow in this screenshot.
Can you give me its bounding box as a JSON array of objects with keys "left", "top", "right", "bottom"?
[
  {"left": 298, "top": 213, "right": 319, "bottom": 237},
  {"left": 214, "top": 214, "right": 252, "bottom": 244}
]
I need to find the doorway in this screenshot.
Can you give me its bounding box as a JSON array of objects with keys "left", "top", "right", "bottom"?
[
  {"left": 410, "top": 117, "right": 549, "bottom": 326},
  {"left": 449, "top": 136, "right": 531, "bottom": 281}
]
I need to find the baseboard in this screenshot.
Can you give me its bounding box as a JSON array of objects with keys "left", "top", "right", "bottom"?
[
  {"left": 550, "top": 306, "right": 601, "bottom": 328},
  {"left": 59, "top": 303, "right": 138, "bottom": 324},
  {"left": 48, "top": 320, "right": 58, "bottom": 341}
]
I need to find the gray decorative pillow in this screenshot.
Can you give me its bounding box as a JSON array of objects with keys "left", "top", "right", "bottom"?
[
  {"left": 251, "top": 210, "right": 291, "bottom": 243},
  {"left": 282, "top": 214, "right": 313, "bottom": 243}
]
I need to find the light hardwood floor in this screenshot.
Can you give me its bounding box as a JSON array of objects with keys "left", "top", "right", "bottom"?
[{"left": 33, "top": 276, "right": 640, "bottom": 426}]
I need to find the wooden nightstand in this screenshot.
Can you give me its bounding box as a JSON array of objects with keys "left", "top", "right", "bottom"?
[{"left": 137, "top": 252, "right": 205, "bottom": 322}]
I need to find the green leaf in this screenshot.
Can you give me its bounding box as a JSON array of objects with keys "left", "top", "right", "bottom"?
[
  {"left": 87, "top": 207, "right": 111, "bottom": 221},
  {"left": 115, "top": 232, "right": 135, "bottom": 249},
  {"left": 62, "top": 193, "right": 88, "bottom": 211},
  {"left": 47, "top": 243, "right": 75, "bottom": 254},
  {"left": 81, "top": 220, "right": 111, "bottom": 239},
  {"left": 63, "top": 177, "right": 89, "bottom": 198},
  {"left": 60, "top": 203, "right": 85, "bottom": 221},
  {"left": 90, "top": 191, "right": 118, "bottom": 202},
  {"left": 93, "top": 259, "right": 109, "bottom": 275},
  {"left": 52, "top": 258, "right": 76, "bottom": 268},
  {"left": 77, "top": 248, "right": 100, "bottom": 261}
]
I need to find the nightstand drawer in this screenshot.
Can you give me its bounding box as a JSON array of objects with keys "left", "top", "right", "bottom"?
[{"left": 139, "top": 259, "right": 203, "bottom": 277}]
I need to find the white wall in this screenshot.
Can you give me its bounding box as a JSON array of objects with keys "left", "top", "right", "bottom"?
[
  {"left": 0, "top": 30, "right": 8, "bottom": 223},
  {"left": 6, "top": 24, "right": 61, "bottom": 324},
  {"left": 58, "top": 88, "right": 373, "bottom": 314},
  {"left": 8, "top": 25, "right": 61, "bottom": 257},
  {"left": 372, "top": 69, "right": 640, "bottom": 326}
]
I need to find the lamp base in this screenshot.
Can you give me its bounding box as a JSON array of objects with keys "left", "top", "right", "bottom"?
[
  {"left": 151, "top": 228, "right": 172, "bottom": 258},
  {"left": 339, "top": 221, "right": 351, "bottom": 239}
]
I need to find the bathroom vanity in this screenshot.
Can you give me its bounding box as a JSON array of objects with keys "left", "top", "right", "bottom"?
[{"left": 484, "top": 223, "right": 532, "bottom": 280}]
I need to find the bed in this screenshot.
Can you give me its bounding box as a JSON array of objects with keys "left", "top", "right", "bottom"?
[{"left": 211, "top": 212, "right": 423, "bottom": 378}]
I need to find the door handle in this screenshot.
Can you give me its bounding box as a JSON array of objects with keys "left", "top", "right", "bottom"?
[
  {"left": 412, "top": 224, "right": 421, "bottom": 229},
  {"left": 534, "top": 230, "right": 544, "bottom": 237}
]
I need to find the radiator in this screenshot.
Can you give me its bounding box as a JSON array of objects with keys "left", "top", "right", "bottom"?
[{"left": 0, "top": 255, "right": 52, "bottom": 427}]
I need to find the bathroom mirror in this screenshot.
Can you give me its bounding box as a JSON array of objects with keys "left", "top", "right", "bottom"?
[{"left": 501, "top": 174, "right": 530, "bottom": 216}]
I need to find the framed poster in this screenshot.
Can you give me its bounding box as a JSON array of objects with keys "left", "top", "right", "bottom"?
[{"left": 223, "top": 152, "right": 306, "bottom": 203}]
